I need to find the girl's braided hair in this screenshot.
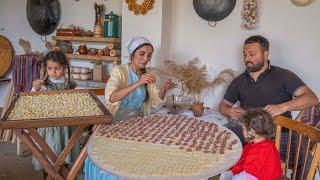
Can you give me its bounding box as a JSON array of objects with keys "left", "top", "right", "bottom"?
[{"left": 39, "top": 50, "right": 75, "bottom": 89}]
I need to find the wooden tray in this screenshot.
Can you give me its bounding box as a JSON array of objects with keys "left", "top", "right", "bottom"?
[{"left": 0, "top": 89, "right": 112, "bottom": 129}]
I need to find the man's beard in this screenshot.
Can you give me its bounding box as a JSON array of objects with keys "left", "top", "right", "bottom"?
[{"left": 245, "top": 61, "right": 264, "bottom": 73}]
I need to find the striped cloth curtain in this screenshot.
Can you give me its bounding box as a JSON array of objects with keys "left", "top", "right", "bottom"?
[
  {"left": 12, "top": 54, "right": 41, "bottom": 94},
  {"left": 0, "top": 54, "right": 42, "bottom": 142}
]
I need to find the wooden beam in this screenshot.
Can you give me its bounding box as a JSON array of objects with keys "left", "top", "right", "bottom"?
[
  {"left": 28, "top": 128, "right": 69, "bottom": 177},
  {"left": 67, "top": 146, "right": 88, "bottom": 180},
  {"left": 15, "top": 130, "right": 64, "bottom": 180},
  {"left": 0, "top": 117, "right": 111, "bottom": 129},
  {"left": 54, "top": 126, "right": 85, "bottom": 171}
]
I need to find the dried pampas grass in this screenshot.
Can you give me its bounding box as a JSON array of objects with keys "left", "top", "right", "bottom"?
[
  {"left": 165, "top": 58, "right": 235, "bottom": 101},
  {"left": 208, "top": 69, "right": 236, "bottom": 88},
  {"left": 165, "top": 58, "right": 207, "bottom": 95}
]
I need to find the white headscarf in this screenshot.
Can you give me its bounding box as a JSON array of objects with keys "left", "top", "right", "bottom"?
[{"left": 125, "top": 36, "right": 152, "bottom": 61}]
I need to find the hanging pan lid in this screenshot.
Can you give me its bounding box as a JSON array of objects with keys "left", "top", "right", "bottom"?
[
  {"left": 0, "top": 35, "right": 14, "bottom": 77},
  {"left": 26, "top": 0, "right": 61, "bottom": 36},
  {"left": 193, "top": 0, "right": 236, "bottom": 22}
]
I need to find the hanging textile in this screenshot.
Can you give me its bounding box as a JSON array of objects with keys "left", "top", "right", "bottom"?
[
  {"left": 12, "top": 54, "right": 41, "bottom": 94},
  {"left": 0, "top": 54, "right": 41, "bottom": 142}
]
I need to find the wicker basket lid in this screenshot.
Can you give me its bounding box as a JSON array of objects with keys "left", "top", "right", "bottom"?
[{"left": 0, "top": 35, "right": 13, "bottom": 77}]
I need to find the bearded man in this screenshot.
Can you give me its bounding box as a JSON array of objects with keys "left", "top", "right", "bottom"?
[
  {"left": 219, "top": 35, "right": 318, "bottom": 144},
  {"left": 219, "top": 35, "right": 317, "bottom": 120}
]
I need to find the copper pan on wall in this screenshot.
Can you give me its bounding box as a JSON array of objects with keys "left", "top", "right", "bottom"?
[
  {"left": 193, "top": 0, "right": 236, "bottom": 27},
  {"left": 26, "top": 0, "right": 61, "bottom": 36}
]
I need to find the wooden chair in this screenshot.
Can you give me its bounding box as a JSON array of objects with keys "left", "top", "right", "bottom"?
[
  {"left": 275, "top": 116, "right": 320, "bottom": 180},
  {"left": 297, "top": 103, "right": 320, "bottom": 129}
]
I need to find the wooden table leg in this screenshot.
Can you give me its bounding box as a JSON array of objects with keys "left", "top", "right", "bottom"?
[
  {"left": 14, "top": 130, "right": 64, "bottom": 180},
  {"left": 67, "top": 124, "right": 103, "bottom": 180},
  {"left": 28, "top": 128, "right": 69, "bottom": 178},
  {"left": 67, "top": 145, "right": 88, "bottom": 180},
  {"left": 54, "top": 125, "right": 85, "bottom": 172}
]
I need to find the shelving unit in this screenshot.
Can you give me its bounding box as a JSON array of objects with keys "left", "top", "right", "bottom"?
[
  {"left": 52, "top": 36, "right": 120, "bottom": 43},
  {"left": 52, "top": 36, "right": 121, "bottom": 88},
  {"left": 52, "top": 36, "right": 121, "bottom": 65}
]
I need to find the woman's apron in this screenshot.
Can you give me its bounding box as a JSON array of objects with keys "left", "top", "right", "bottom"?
[{"left": 84, "top": 68, "right": 146, "bottom": 180}]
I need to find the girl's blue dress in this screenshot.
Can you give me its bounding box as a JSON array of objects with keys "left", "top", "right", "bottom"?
[{"left": 32, "top": 77, "right": 80, "bottom": 171}]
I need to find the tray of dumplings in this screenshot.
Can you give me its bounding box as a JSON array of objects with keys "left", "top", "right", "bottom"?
[{"left": 0, "top": 89, "right": 111, "bottom": 129}]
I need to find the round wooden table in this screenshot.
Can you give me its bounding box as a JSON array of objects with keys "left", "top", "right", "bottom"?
[{"left": 87, "top": 114, "right": 242, "bottom": 179}]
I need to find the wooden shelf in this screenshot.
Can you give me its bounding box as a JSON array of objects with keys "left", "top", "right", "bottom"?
[
  {"left": 66, "top": 54, "right": 120, "bottom": 62},
  {"left": 52, "top": 36, "right": 120, "bottom": 43}
]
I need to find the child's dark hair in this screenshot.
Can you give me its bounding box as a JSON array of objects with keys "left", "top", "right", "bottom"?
[
  {"left": 39, "top": 50, "right": 75, "bottom": 89},
  {"left": 240, "top": 109, "right": 275, "bottom": 139}
]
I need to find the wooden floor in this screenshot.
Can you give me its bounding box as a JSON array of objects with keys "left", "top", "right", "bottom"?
[
  {"left": 0, "top": 142, "right": 42, "bottom": 180},
  {"left": 0, "top": 142, "right": 86, "bottom": 180}
]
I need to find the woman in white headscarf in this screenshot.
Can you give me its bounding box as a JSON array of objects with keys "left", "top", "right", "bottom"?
[
  {"left": 105, "top": 36, "right": 174, "bottom": 121},
  {"left": 83, "top": 37, "right": 174, "bottom": 180}
]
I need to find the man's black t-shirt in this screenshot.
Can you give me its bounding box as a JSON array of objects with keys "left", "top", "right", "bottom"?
[{"left": 223, "top": 65, "right": 305, "bottom": 118}]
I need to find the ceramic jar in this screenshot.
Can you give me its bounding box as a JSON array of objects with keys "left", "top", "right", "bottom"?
[
  {"left": 77, "top": 44, "right": 88, "bottom": 55},
  {"left": 73, "top": 67, "right": 80, "bottom": 73},
  {"left": 80, "top": 73, "right": 92, "bottom": 81},
  {"left": 72, "top": 73, "right": 80, "bottom": 80},
  {"left": 80, "top": 67, "right": 90, "bottom": 73},
  {"left": 88, "top": 48, "right": 98, "bottom": 55}
]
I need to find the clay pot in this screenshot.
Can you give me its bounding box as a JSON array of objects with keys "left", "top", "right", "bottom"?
[
  {"left": 77, "top": 44, "right": 88, "bottom": 55},
  {"left": 85, "top": 30, "right": 94, "bottom": 37},
  {"left": 88, "top": 48, "right": 98, "bottom": 55},
  {"left": 56, "top": 41, "right": 73, "bottom": 54},
  {"left": 102, "top": 47, "right": 110, "bottom": 56},
  {"left": 97, "top": 49, "right": 104, "bottom": 56},
  {"left": 191, "top": 102, "right": 204, "bottom": 117},
  {"left": 73, "top": 66, "right": 80, "bottom": 73}
]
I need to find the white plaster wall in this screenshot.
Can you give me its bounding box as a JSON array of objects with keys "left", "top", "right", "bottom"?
[
  {"left": 121, "top": 0, "right": 163, "bottom": 67},
  {"left": 159, "top": 0, "right": 173, "bottom": 69},
  {"left": 168, "top": 0, "right": 320, "bottom": 108}
]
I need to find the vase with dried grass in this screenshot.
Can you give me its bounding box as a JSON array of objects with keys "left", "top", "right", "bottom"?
[
  {"left": 191, "top": 101, "right": 204, "bottom": 117},
  {"left": 165, "top": 58, "right": 235, "bottom": 117}
]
